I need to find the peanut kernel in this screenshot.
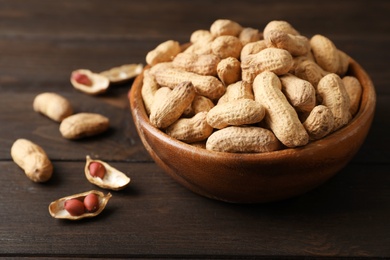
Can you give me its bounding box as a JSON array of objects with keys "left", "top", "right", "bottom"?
[
  {"left": 84, "top": 193, "right": 100, "bottom": 213},
  {"left": 89, "top": 162, "right": 106, "bottom": 179},
  {"left": 72, "top": 72, "right": 93, "bottom": 86},
  {"left": 64, "top": 199, "right": 85, "bottom": 216}
]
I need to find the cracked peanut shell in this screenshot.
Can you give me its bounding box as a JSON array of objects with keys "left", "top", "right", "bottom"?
[
  {"left": 48, "top": 190, "right": 112, "bottom": 220},
  {"left": 100, "top": 63, "right": 143, "bottom": 84},
  {"left": 85, "top": 156, "right": 130, "bottom": 191},
  {"left": 71, "top": 69, "right": 110, "bottom": 95}
]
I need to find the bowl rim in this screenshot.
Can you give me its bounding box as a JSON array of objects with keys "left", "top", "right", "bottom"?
[{"left": 129, "top": 58, "right": 376, "bottom": 162}]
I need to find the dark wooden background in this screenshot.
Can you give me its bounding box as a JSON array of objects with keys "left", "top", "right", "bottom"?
[{"left": 0, "top": 0, "right": 389, "bottom": 258}]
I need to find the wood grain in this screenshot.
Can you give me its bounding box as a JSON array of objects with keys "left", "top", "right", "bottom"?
[
  {"left": 1, "top": 162, "right": 389, "bottom": 257},
  {"left": 0, "top": 0, "right": 389, "bottom": 258}
]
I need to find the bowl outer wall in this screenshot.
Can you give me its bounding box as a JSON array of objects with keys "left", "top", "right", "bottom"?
[{"left": 128, "top": 59, "right": 376, "bottom": 203}]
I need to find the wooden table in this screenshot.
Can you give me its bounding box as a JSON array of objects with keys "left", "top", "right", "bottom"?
[{"left": 1, "top": 0, "right": 389, "bottom": 258}]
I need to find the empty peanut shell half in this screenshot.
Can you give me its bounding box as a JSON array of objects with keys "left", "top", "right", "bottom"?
[
  {"left": 48, "top": 190, "right": 112, "bottom": 220},
  {"left": 85, "top": 155, "right": 130, "bottom": 190},
  {"left": 70, "top": 69, "right": 110, "bottom": 95},
  {"left": 100, "top": 63, "right": 143, "bottom": 84}
]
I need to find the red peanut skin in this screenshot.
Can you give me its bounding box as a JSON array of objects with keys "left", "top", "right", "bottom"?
[
  {"left": 64, "top": 199, "right": 85, "bottom": 216},
  {"left": 89, "top": 162, "right": 106, "bottom": 179},
  {"left": 84, "top": 193, "right": 100, "bottom": 212},
  {"left": 72, "top": 72, "right": 92, "bottom": 86}
]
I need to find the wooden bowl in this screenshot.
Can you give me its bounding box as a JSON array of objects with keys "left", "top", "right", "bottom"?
[{"left": 128, "top": 59, "right": 376, "bottom": 203}]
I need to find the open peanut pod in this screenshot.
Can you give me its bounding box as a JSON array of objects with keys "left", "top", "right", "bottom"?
[
  {"left": 70, "top": 69, "right": 110, "bottom": 95},
  {"left": 48, "top": 190, "right": 112, "bottom": 220},
  {"left": 84, "top": 155, "right": 130, "bottom": 191},
  {"left": 100, "top": 63, "right": 143, "bottom": 84}
]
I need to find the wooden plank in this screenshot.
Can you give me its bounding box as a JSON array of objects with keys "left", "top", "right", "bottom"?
[
  {"left": 0, "top": 0, "right": 389, "bottom": 38},
  {"left": 0, "top": 37, "right": 149, "bottom": 85},
  {"left": 0, "top": 161, "right": 389, "bottom": 257},
  {"left": 0, "top": 88, "right": 150, "bottom": 161},
  {"left": 0, "top": 1, "right": 388, "bottom": 94}
]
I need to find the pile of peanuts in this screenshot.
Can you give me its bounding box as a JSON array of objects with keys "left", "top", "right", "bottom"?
[{"left": 142, "top": 19, "right": 363, "bottom": 153}]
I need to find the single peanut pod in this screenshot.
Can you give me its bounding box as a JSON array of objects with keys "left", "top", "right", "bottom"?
[
  {"left": 183, "top": 41, "right": 213, "bottom": 55},
  {"left": 141, "top": 69, "right": 160, "bottom": 115},
  {"left": 210, "top": 19, "right": 243, "bottom": 37},
  {"left": 190, "top": 29, "right": 214, "bottom": 43},
  {"left": 310, "top": 34, "right": 340, "bottom": 73},
  {"left": 264, "top": 29, "right": 310, "bottom": 56},
  {"left": 336, "top": 50, "right": 350, "bottom": 76},
  {"left": 317, "top": 73, "right": 351, "bottom": 131},
  {"left": 59, "top": 113, "right": 110, "bottom": 140},
  {"left": 342, "top": 76, "right": 363, "bottom": 116},
  {"left": 149, "top": 61, "right": 174, "bottom": 75},
  {"left": 293, "top": 59, "right": 328, "bottom": 87},
  {"left": 253, "top": 71, "right": 309, "bottom": 147},
  {"left": 303, "top": 105, "right": 335, "bottom": 140},
  {"left": 11, "top": 138, "right": 53, "bottom": 182},
  {"left": 33, "top": 92, "right": 73, "bottom": 122},
  {"left": 149, "top": 81, "right": 196, "bottom": 129},
  {"left": 240, "top": 40, "right": 267, "bottom": 61},
  {"left": 226, "top": 81, "right": 254, "bottom": 100},
  {"left": 85, "top": 156, "right": 130, "bottom": 191},
  {"left": 181, "top": 42, "right": 196, "bottom": 52},
  {"left": 152, "top": 67, "right": 225, "bottom": 100},
  {"left": 146, "top": 40, "right": 181, "bottom": 66},
  {"left": 206, "top": 99, "right": 265, "bottom": 129},
  {"left": 279, "top": 73, "right": 316, "bottom": 112},
  {"left": 211, "top": 35, "right": 243, "bottom": 59},
  {"left": 239, "top": 27, "right": 262, "bottom": 45},
  {"left": 150, "top": 87, "right": 172, "bottom": 113},
  {"left": 172, "top": 52, "right": 220, "bottom": 76},
  {"left": 263, "top": 20, "right": 300, "bottom": 38},
  {"left": 216, "top": 91, "right": 229, "bottom": 105},
  {"left": 166, "top": 112, "right": 213, "bottom": 143},
  {"left": 191, "top": 95, "right": 215, "bottom": 114},
  {"left": 48, "top": 190, "right": 112, "bottom": 220},
  {"left": 241, "top": 47, "right": 293, "bottom": 83},
  {"left": 183, "top": 95, "right": 215, "bottom": 117},
  {"left": 217, "top": 57, "right": 241, "bottom": 86},
  {"left": 290, "top": 53, "right": 315, "bottom": 73},
  {"left": 206, "top": 126, "right": 281, "bottom": 153},
  {"left": 218, "top": 81, "right": 254, "bottom": 105}
]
